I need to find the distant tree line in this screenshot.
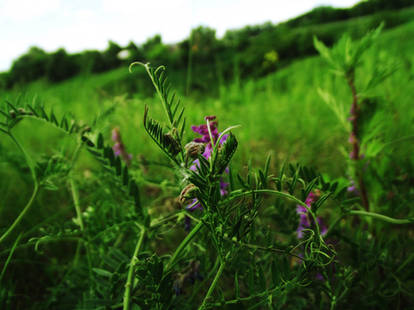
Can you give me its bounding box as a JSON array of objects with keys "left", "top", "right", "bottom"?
[
  {"left": 285, "top": 0, "right": 414, "bottom": 27},
  {"left": 0, "top": 0, "right": 412, "bottom": 90}
]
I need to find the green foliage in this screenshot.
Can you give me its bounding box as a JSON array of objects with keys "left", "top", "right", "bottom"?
[{"left": 314, "top": 23, "right": 383, "bottom": 76}]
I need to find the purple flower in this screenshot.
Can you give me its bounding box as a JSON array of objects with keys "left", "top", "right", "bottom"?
[
  {"left": 190, "top": 117, "right": 228, "bottom": 163},
  {"left": 186, "top": 198, "right": 201, "bottom": 211},
  {"left": 185, "top": 116, "right": 229, "bottom": 214},
  {"left": 347, "top": 180, "right": 359, "bottom": 196},
  {"left": 296, "top": 191, "right": 327, "bottom": 238}
]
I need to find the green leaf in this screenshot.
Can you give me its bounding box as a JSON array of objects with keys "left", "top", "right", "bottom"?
[
  {"left": 143, "top": 106, "right": 180, "bottom": 162},
  {"left": 26, "top": 104, "right": 38, "bottom": 117},
  {"left": 215, "top": 132, "right": 238, "bottom": 175},
  {"left": 39, "top": 106, "right": 49, "bottom": 121},
  {"left": 314, "top": 192, "right": 332, "bottom": 212},
  {"left": 60, "top": 116, "right": 68, "bottom": 131},
  {"left": 97, "top": 133, "right": 104, "bottom": 149},
  {"left": 81, "top": 136, "right": 95, "bottom": 147},
  {"left": 92, "top": 268, "right": 113, "bottom": 278},
  {"left": 50, "top": 111, "right": 58, "bottom": 125},
  {"left": 288, "top": 166, "right": 300, "bottom": 195},
  {"left": 303, "top": 177, "right": 319, "bottom": 201}
]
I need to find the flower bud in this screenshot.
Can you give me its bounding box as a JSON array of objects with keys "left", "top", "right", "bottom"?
[
  {"left": 179, "top": 184, "right": 199, "bottom": 205},
  {"left": 185, "top": 142, "right": 205, "bottom": 159}
]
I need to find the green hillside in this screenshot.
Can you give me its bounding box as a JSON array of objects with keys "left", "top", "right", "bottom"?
[{"left": 2, "top": 18, "right": 413, "bottom": 173}]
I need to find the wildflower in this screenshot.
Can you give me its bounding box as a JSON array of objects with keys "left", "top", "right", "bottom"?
[
  {"left": 183, "top": 116, "right": 229, "bottom": 227},
  {"left": 190, "top": 115, "right": 228, "bottom": 161},
  {"left": 347, "top": 180, "right": 359, "bottom": 196},
  {"left": 296, "top": 191, "right": 327, "bottom": 238},
  {"left": 112, "top": 127, "right": 132, "bottom": 166}
]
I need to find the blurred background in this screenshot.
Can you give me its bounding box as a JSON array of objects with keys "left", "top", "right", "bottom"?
[
  {"left": 1, "top": 0, "right": 413, "bottom": 173},
  {"left": 2, "top": 0, "right": 412, "bottom": 89},
  {"left": 1, "top": 0, "right": 413, "bottom": 178}
]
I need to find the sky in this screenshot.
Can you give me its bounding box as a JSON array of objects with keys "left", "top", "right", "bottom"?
[{"left": 0, "top": 0, "right": 361, "bottom": 71}]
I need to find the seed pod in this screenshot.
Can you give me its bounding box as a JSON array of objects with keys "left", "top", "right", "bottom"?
[
  {"left": 9, "top": 110, "right": 16, "bottom": 118},
  {"left": 17, "top": 108, "right": 26, "bottom": 115},
  {"left": 185, "top": 142, "right": 205, "bottom": 159},
  {"left": 179, "top": 183, "right": 199, "bottom": 205}
]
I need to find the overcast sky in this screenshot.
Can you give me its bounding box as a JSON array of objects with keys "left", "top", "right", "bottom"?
[{"left": 0, "top": 0, "right": 361, "bottom": 71}]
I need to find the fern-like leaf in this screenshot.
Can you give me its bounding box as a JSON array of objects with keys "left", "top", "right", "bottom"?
[
  {"left": 0, "top": 100, "right": 88, "bottom": 136},
  {"left": 143, "top": 105, "right": 181, "bottom": 165},
  {"left": 85, "top": 133, "right": 143, "bottom": 219}
]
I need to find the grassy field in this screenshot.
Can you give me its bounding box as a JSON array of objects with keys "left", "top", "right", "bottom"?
[
  {"left": 1, "top": 16, "right": 414, "bottom": 310},
  {"left": 2, "top": 20, "right": 413, "bottom": 172}
]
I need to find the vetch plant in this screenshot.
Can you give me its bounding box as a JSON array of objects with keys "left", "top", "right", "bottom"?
[{"left": 0, "top": 26, "right": 413, "bottom": 309}]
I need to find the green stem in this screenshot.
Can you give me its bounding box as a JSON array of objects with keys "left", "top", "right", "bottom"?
[
  {"left": 123, "top": 226, "right": 146, "bottom": 310},
  {"left": 0, "top": 184, "right": 39, "bottom": 244},
  {"left": 150, "top": 212, "right": 182, "bottom": 228},
  {"left": 70, "top": 178, "right": 84, "bottom": 231},
  {"left": 349, "top": 210, "right": 413, "bottom": 224},
  {"left": 166, "top": 220, "right": 204, "bottom": 270},
  {"left": 68, "top": 142, "right": 85, "bottom": 269},
  {"left": 8, "top": 132, "right": 37, "bottom": 181},
  {"left": 0, "top": 233, "right": 22, "bottom": 284},
  {"left": 234, "top": 240, "right": 304, "bottom": 261},
  {"left": 211, "top": 280, "right": 290, "bottom": 307},
  {"left": 0, "top": 133, "right": 38, "bottom": 244},
  {"left": 330, "top": 295, "right": 337, "bottom": 310},
  {"left": 198, "top": 252, "right": 230, "bottom": 310}
]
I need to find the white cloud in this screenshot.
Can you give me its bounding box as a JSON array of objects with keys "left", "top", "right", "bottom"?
[{"left": 0, "top": 0, "right": 62, "bottom": 22}]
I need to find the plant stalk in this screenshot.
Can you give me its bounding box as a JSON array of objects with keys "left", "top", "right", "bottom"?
[
  {"left": 349, "top": 210, "right": 413, "bottom": 224},
  {"left": 198, "top": 252, "right": 230, "bottom": 310},
  {"left": 123, "top": 226, "right": 146, "bottom": 310},
  {"left": 166, "top": 220, "right": 204, "bottom": 270},
  {"left": 0, "top": 133, "right": 38, "bottom": 244},
  {"left": 346, "top": 76, "right": 370, "bottom": 211}
]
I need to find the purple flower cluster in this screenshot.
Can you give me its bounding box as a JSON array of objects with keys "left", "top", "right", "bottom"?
[
  {"left": 296, "top": 191, "right": 327, "bottom": 238},
  {"left": 190, "top": 115, "right": 229, "bottom": 164},
  {"left": 186, "top": 116, "right": 229, "bottom": 211},
  {"left": 112, "top": 127, "right": 132, "bottom": 166}
]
